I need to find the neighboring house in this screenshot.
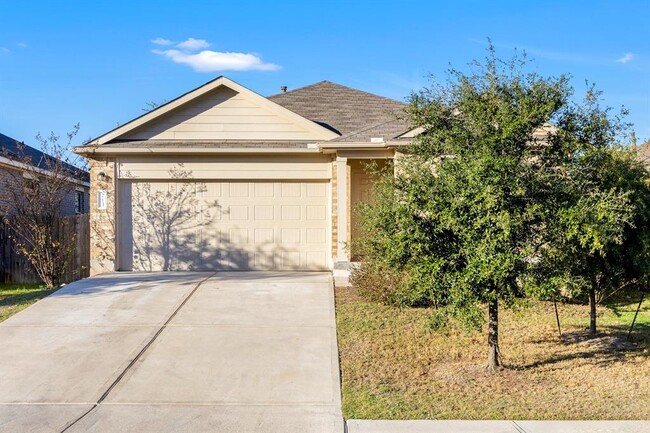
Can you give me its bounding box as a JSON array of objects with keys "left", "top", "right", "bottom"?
[
  {"left": 74, "top": 77, "right": 414, "bottom": 276},
  {"left": 0, "top": 133, "right": 90, "bottom": 284},
  {"left": 0, "top": 132, "right": 90, "bottom": 216}
]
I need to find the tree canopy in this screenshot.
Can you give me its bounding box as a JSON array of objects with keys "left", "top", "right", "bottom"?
[{"left": 351, "top": 44, "right": 650, "bottom": 371}]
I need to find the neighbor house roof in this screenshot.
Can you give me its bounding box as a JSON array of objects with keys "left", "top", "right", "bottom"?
[
  {"left": 0, "top": 132, "right": 89, "bottom": 182},
  {"left": 268, "top": 81, "right": 410, "bottom": 142}
]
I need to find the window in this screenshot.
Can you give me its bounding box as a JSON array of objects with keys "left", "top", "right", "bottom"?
[{"left": 75, "top": 190, "right": 85, "bottom": 214}]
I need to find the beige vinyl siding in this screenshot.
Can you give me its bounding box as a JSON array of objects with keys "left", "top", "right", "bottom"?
[
  {"left": 89, "top": 77, "right": 338, "bottom": 145},
  {"left": 116, "top": 155, "right": 332, "bottom": 180},
  {"left": 122, "top": 87, "right": 328, "bottom": 141}
]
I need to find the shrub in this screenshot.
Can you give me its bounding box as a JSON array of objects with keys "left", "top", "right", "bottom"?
[{"left": 350, "top": 261, "right": 411, "bottom": 305}]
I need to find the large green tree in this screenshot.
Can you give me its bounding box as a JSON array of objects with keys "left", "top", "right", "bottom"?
[
  {"left": 355, "top": 46, "right": 575, "bottom": 370},
  {"left": 352, "top": 45, "right": 648, "bottom": 371}
]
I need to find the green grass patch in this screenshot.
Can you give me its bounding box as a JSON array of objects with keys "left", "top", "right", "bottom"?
[
  {"left": 336, "top": 287, "right": 650, "bottom": 420},
  {"left": 0, "top": 283, "right": 58, "bottom": 322},
  {"left": 602, "top": 292, "right": 650, "bottom": 328}
]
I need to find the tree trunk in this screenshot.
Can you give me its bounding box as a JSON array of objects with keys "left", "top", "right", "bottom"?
[
  {"left": 589, "top": 287, "right": 597, "bottom": 336},
  {"left": 486, "top": 299, "right": 501, "bottom": 372}
]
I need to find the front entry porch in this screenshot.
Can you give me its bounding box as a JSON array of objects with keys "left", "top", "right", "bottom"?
[{"left": 333, "top": 154, "right": 392, "bottom": 287}]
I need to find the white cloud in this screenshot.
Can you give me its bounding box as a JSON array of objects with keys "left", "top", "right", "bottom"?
[
  {"left": 151, "top": 37, "right": 173, "bottom": 46},
  {"left": 0, "top": 47, "right": 9, "bottom": 54},
  {"left": 617, "top": 53, "right": 635, "bottom": 64},
  {"left": 16, "top": 42, "right": 27, "bottom": 48},
  {"left": 176, "top": 38, "right": 210, "bottom": 51},
  {"left": 152, "top": 38, "right": 280, "bottom": 72}
]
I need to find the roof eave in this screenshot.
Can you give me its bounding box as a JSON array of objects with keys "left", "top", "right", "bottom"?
[
  {"left": 72, "top": 145, "right": 322, "bottom": 156},
  {"left": 317, "top": 140, "right": 411, "bottom": 152},
  {"left": 0, "top": 155, "right": 90, "bottom": 187}
]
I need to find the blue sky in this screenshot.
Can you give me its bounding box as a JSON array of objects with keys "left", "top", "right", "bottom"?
[{"left": 1, "top": 0, "right": 649, "bottom": 152}]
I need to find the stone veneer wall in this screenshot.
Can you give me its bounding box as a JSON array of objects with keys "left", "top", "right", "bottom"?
[
  {"left": 331, "top": 159, "right": 338, "bottom": 260},
  {"left": 346, "top": 162, "right": 352, "bottom": 252},
  {"left": 88, "top": 158, "right": 116, "bottom": 275}
]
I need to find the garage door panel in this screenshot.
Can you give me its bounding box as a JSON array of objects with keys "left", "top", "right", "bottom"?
[
  {"left": 306, "top": 252, "right": 327, "bottom": 267},
  {"left": 254, "top": 205, "right": 274, "bottom": 220},
  {"left": 122, "top": 180, "right": 329, "bottom": 271},
  {"left": 202, "top": 182, "right": 222, "bottom": 197},
  {"left": 254, "top": 228, "right": 274, "bottom": 244},
  {"left": 228, "top": 205, "right": 249, "bottom": 221},
  {"left": 281, "top": 206, "right": 301, "bottom": 220},
  {"left": 306, "top": 205, "right": 327, "bottom": 220},
  {"left": 281, "top": 251, "right": 301, "bottom": 269},
  {"left": 221, "top": 250, "right": 252, "bottom": 270},
  {"left": 306, "top": 183, "right": 327, "bottom": 197},
  {"left": 254, "top": 251, "right": 275, "bottom": 269},
  {"left": 254, "top": 183, "right": 274, "bottom": 197},
  {"left": 306, "top": 228, "right": 327, "bottom": 244},
  {"left": 227, "top": 228, "right": 249, "bottom": 244},
  {"left": 281, "top": 183, "right": 301, "bottom": 197},
  {"left": 229, "top": 183, "right": 250, "bottom": 197}
]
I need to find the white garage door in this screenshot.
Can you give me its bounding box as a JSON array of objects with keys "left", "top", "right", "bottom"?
[{"left": 119, "top": 180, "right": 329, "bottom": 271}]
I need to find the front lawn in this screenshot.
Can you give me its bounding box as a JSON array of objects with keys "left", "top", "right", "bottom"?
[
  {"left": 0, "top": 283, "right": 57, "bottom": 322},
  {"left": 336, "top": 286, "right": 650, "bottom": 420}
]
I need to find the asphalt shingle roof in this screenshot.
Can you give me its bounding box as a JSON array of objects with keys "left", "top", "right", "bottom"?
[
  {"left": 268, "top": 81, "right": 410, "bottom": 142},
  {"left": 0, "top": 132, "right": 89, "bottom": 181}
]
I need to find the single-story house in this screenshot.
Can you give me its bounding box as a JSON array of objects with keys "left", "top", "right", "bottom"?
[
  {"left": 1, "top": 132, "right": 90, "bottom": 216},
  {"left": 74, "top": 77, "right": 414, "bottom": 276}
]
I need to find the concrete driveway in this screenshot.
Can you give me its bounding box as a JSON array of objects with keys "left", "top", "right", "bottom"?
[{"left": 0, "top": 272, "right": 343, "bottom": 433}]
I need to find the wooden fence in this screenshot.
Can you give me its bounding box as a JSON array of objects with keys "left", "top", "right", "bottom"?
[{"left": 0, "top": 214, "right": 90, "bottom": 284}]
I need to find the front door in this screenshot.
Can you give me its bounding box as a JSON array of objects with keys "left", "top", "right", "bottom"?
[{"left": 350, "top": 159, "right": 390, "bottom": 258}]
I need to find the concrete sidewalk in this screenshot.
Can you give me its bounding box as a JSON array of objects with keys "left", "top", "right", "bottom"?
[
  {"left": 0, "top": 271, "right": 343, "bottom": 433},
  {"left": 346, "top": 420, "right": 650, "bottom": 433}
]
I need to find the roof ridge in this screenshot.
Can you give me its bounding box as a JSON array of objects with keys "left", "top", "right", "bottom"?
[
  {"left": 267, "top": 80, "right": 331, "bottom": 98},
  {"left": 269, "top": 80, "right": 407, "bottom": 105}
]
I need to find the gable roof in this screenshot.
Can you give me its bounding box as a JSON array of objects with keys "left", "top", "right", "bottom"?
[
  {"left": 0, "top": 133, "right": 89, "bottom": 182},
  {"left": 89, "top": 76, "right": 339, "bottom": 145},
  {"left": 268, "top": 81, "right": 410, "bottom": 142}
]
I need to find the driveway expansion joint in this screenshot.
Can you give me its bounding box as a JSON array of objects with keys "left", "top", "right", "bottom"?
[
  {"left": 59, "top": 272, "right": 217, "bottom": 433},
  {"left": 1, "top": 271, "right": 342, "bottom": 433}
]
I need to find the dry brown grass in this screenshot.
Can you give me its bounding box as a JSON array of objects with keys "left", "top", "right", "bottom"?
[{"left": 335, "top": 287, "right": 650, "bottom": 420}]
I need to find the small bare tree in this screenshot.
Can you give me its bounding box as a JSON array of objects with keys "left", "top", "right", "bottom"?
[{"left": 1, "top": 125, "right": 88, "bottom": 288}]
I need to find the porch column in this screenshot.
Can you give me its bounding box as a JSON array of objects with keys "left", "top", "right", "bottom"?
[{"left": 336, "top": 156, "right": 349, "bottom": 262}]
